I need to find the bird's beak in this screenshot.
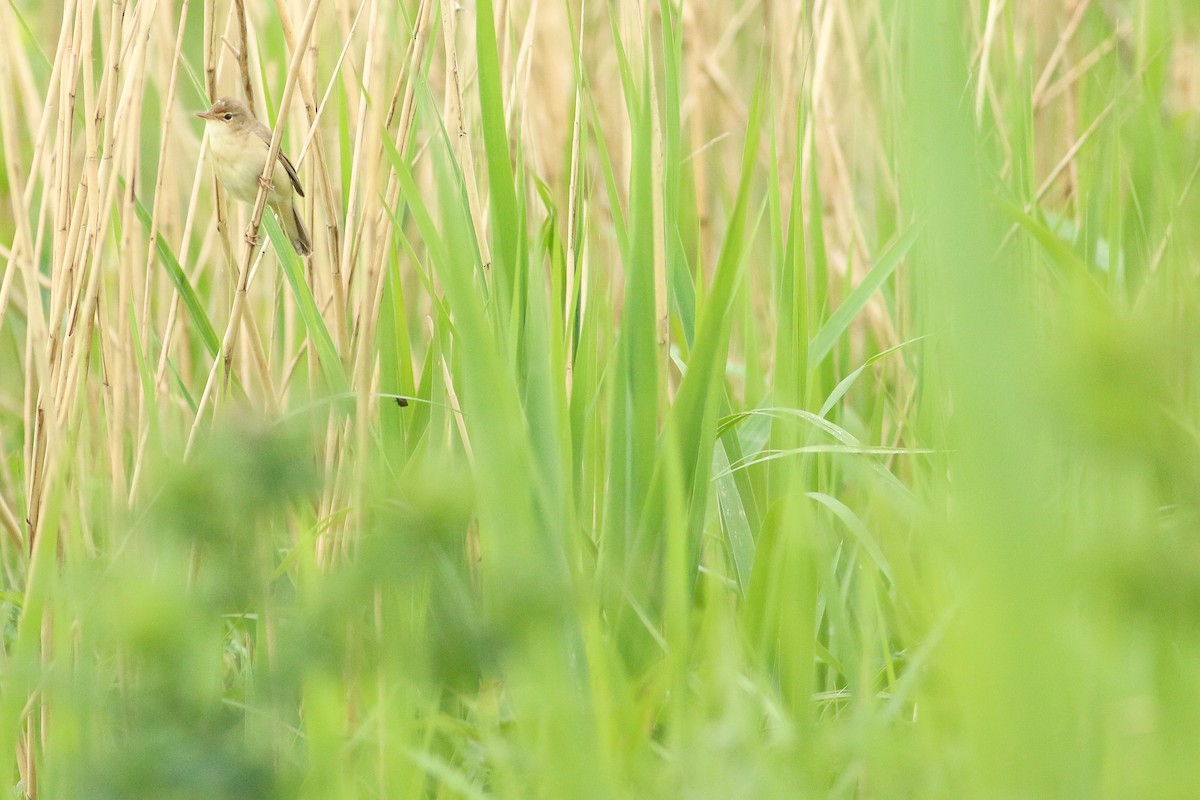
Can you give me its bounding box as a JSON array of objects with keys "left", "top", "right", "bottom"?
[{"left": 195, "top": 110, "right": 216, "bottom": 120}]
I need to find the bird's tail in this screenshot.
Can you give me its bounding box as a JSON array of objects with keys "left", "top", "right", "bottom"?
[{"left": 281, "top": 202, "right": 312, "bottom": 257}]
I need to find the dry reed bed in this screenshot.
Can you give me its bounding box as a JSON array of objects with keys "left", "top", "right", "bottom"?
[{"left": 0, "top": 1, "right": 1158, "bottom": 555}]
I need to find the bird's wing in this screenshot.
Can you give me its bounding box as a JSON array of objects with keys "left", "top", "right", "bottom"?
[
  {"left": 276, "top": 150, "right": 305, "bottom": 198},
  {"left": 253, "top": 122, "right": 306, "bottom": 198}
]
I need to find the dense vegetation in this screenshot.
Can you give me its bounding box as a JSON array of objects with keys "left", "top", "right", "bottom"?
[{"left": 2, "top": 0, "right": 1200, "bottom": 797}]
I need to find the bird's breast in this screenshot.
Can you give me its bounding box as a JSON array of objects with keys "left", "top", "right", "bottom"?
[{"left": 207, "top": 127, "right": 288, "bottom": 205}]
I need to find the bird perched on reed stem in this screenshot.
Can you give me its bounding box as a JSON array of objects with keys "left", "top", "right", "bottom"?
[{"left": 195, "top": 96, "right": 312, "bottom": 256}]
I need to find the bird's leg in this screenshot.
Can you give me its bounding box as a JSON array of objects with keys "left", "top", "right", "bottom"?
[{"left": 246, "top": 176, "right": 273, "bottom": 247}]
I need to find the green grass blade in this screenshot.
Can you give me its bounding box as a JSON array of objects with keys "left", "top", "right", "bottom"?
[
  {"left": 808, "top": 225, "right": 919, "bottom": 368},
  {"left": 261, "top": 214, "right": 349, "bottom": 397},
  {"left": 131, "top": 193, "right": 220, "bottom": 357}
]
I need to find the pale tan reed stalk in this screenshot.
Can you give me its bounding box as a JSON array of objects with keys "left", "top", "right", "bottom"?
[
  {"left": 234, "top": 0, "right": 257, "bottom": 110},
  {"left": 644, "top": 9, "right": 669, "bottom": 400},
  {"left": 441, "top": 0, "right": 492, "bottom": 273},
  {"left": 974, "top": 0, "right": 1005, "bottom": 122},
  {"left": 563, "top": 0, "right": 586, "bottom": 390}
]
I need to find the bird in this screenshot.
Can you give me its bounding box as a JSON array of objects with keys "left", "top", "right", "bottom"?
[{"left": 195, "top": 96, "right": 312, "bottom": 257}]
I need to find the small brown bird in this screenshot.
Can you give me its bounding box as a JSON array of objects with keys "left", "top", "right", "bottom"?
[{"left": 195, "top": 97, "right": 312, "bottom": 256}]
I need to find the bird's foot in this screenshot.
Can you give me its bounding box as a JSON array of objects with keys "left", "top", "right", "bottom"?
[
  {"left": 258, "top": 174, "right": 273, "bottom": 192},
  {"left": 244, "top": 228, "right": 261, "bottom": 248}
]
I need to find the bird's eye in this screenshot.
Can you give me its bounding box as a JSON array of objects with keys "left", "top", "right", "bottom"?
[{"left": 223, "top": 113, "right": 232, "bottom": 120}]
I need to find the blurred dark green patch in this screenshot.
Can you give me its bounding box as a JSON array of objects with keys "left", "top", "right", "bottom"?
[
  {"left": 72, "top": 718, "right": 287, "bottom": 800},
  {"left": 341, "top": 457, "right": 504, "bottom": 691},
  {"left": 145, "top": 416, "right": 320, "bottom": 608},
  {"left": 1045, "top": 300, "right": 1200, "bottom": 516},
  {"left": 1048, "top": 305, "right": 1175, "bottom": 453},
  {"left": 1089, "top": 508, "right": 1200, "bottom": 630},
  {"left": 354, "top": 457, "right": 475, "bottom": 586},
  {"left": 71, "top": 561, "right": 293, "bottom": 800}
]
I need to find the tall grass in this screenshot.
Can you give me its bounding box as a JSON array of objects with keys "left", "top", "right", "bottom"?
[{"left": 2, "top": 0, "right": 1200, "bottom": 797}]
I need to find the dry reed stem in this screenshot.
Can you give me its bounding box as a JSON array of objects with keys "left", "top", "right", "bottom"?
[
  {"left": 507, "top": 0, "right": 540, "bottom": 151},
  {"left": 335, "top": 0, "right": 384, "bottom": 305},
  {"left": 563, "top": 0, "right": 587, "bottom": 389},
  {"left": 234, "top": 0, "right": 257, "bottom": 110},
  {"left": 1038, "top": 28, "right": 1124, "bottom": 110},
  {"left": 205, "top": 0, "right": 238, "bottom": 289},
  {"left": 646, "top": 13, "right": 668, "bottom": 397},
  {"left": 440, "top": 0, "right": 492, "bottom": 273},
  {"left": 0, "top": 492, "right": 20, "bottom": 549},
  {"left": 274, "top": 0, "right": 350, "bottom": 357},
  {"left": 133, "top": 0, "right": 194, "bottom": 454},
  {"left": 1032, "top": 0, "right": 1093, "bottom": 109},
  {"left": 974, "top": 0, "right": 1005, "bottom": 122}
]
